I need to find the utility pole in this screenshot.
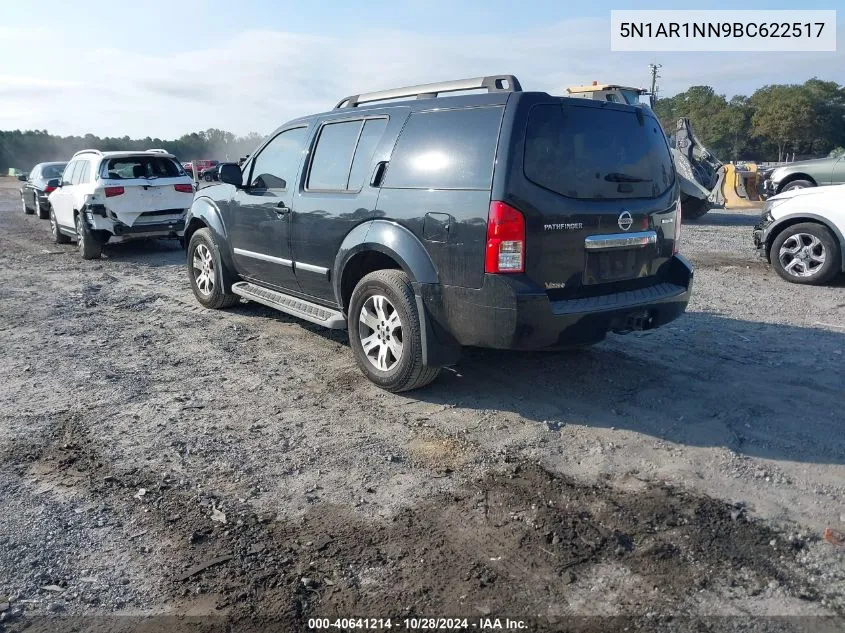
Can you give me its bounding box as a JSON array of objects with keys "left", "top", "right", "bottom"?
[{"left": 648, "top": 63, "right": 662, "bottom": 107}]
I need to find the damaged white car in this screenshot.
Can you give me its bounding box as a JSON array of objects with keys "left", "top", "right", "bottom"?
[{"left": 47, "top": 149, "right": 194, "bottom": 259}]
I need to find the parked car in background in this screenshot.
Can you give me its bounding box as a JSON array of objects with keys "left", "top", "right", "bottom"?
[
  {"left": 761, "top": 155, "right": 845, "bottom": 196},
  {"left": 47, "top": 149, "right": 194, "bottom": 259},
  {"left": 754, "top": 184, "right": 844, "bottom": 285},
  {"left": 182, "top": 159, "right": 218, "bottom": 179},
  {"left": 183, "top": 74, "right": 692, "bottom": 392},
  {"left": 199, "top": 162, "right": 238, "bottom": 182},
  {"left": 19, "top": 162, "right": 67, "bottom": 219}
]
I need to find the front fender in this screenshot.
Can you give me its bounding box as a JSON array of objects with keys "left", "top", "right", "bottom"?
[
  {"left": 333, "top": 220, "right": 438, "bottom": 302},
  {"left": 185, "top": 196, "right": 235, "bottom": 272},
  {"left": 764, "top": 212, "right": 845, "bottom": 271}
]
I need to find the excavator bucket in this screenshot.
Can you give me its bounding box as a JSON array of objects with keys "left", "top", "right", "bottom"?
[{"left": 710, "top": 163, "right": 763, "bottom": 208}]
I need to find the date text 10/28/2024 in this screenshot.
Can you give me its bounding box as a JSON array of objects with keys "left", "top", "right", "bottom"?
[{"left": 308, "top": 617, "right": 529, "bottom": 630}]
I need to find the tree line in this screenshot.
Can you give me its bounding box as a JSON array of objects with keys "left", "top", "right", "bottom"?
[
  {"left": 0, "top": 128, "right": 265, "bottom": 173},
  {"left": 653, "top": 78, "right": 845, "bottom": 162},
  {"left": 3, "top": 77, "right": 844, "bottom": 172}
]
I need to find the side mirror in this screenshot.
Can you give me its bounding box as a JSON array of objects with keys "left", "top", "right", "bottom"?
[
  {"left": 219, "top": 163, "right": 243, "bottom": 187},
  {"left": 17, "top": 174, "right": 27, "bottom": 181},
  {"left": 47, "top": 178, "right": 61, "bottom": 189}
]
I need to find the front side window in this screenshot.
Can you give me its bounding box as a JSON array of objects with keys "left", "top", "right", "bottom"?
[
  {"left": 383, "top": 106, "right": 503, "bottom": 190},
  {"left": 62, "top": 161, "right": 77, "bottom": 186},
  {"left": 249, "top": 127, "right": 308, "bottom": 190}
]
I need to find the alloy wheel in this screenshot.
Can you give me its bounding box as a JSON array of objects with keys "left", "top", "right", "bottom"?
[
  {"left": 358, "top": 294, "right": 403, "bottom": 372},
  {"left": 192, "top": 243, "right": 215, "bottom": 295},
  {"left": 778, "top": 233, "right": 826, "bottom": 278},
  {"left": 50, "top": 210, "right": 58, "bottom": 237}
]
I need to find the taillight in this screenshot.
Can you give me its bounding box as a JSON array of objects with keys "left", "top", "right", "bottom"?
[
  {"left": 673, "top": 198, "right": 682, "bottom": 253},
  {"left": 174, "top": 184, "right": 193, "bottom": 193},
  {"left": 104, "top": 186, "right": 124, "bottom": 197},
  {"left": 44, "top": 185, "right": 56, "bottom": 194},
  {"left": 485, "top": 201, "right": 525, "bottom": 273}
]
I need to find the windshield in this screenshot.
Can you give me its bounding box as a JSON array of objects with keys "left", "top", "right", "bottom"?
[
  {"left": 41, "top": 164, "right": 66, "bottom": 179},
  {"left": 100, "top": 156, "right": 184, "bottom": 179},
  {"left": 524, "top": 103, "right": 675, "bottom": 200}
]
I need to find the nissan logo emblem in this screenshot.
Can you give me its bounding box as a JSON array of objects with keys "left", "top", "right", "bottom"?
[{"left": 618, "top": 211, "right": 633, "bottom": 231}]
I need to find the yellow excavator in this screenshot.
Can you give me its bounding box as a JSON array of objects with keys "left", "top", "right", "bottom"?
[{"left": 565, "top": 82, "right": 763, "bottom": 219}]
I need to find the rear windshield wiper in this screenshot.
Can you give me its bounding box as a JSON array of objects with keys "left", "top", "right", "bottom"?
[{"left": 604, "top": 172, "right": 652, "bottom": 183}]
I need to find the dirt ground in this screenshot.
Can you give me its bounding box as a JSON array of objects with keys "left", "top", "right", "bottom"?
[{"left": 0, "top": 177, "right": 843, "bottom": 632}]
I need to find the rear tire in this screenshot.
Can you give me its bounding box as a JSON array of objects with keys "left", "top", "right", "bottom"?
[
  {"left": 36, "top": 197, "right": 49, "bottom": 220},
  {"left": 76, "top": 213, "right": 102, "bottom": 260},
  {"left": 770, "top": 222, "right": 840, "bottom": 285},
  {"left": 187, "top": 228, "right": 240, "bottom": 309},
  {"left": 781, "top": 179, "right": 813, "bottom": 193},
  {"left": 348, "top": 269, "right": 440, "bottom": 392},
  {"left": 50, "top": 208, "right": 71, "bottom": 244}
]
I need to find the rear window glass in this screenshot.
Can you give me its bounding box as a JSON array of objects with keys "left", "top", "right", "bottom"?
[
  {"left": 101, "top": 157, "right": 183, "bottom": 180},
  {"left": 41, "top": 164, "right": 65, "bottom": 179},
  {"left": 383, "top": 106, "right": 503, "bottom": 190},
  {"left": 524, "top": 103, "right": 674, "bottom": 200}
]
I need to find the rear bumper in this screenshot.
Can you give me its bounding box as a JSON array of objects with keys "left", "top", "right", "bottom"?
[
  {"left": 112, "top": 219, "right": 186, "bottom": 237},
  {"left": 421, "top": 255, "right": 693, "bottom": 350},
  {"left": 86, "top": 206, "right": 186, "bottom": 237}
]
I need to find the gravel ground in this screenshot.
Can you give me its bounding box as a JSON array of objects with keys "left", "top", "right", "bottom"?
[{"left": 0, "top": 177, "right": 843, "bottom": 632}]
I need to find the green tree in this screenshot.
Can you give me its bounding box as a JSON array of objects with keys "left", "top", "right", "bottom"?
[{"left": 750, "top": 85, "right": 815, "bottom": 161}]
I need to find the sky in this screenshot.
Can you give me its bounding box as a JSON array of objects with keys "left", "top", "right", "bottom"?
[{"left": 0, "top": 0, "right": 842, "bottom": 139}]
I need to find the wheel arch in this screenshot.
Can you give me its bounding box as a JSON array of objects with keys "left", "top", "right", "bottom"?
[
  {"left": 334, "top": 220, "right": 437, "bottom": 311},
  {"left": 765, "top": 213, "right": 845, "bottom": 272},
  {"left": 776, "top": 173, "right": 817, "bottom": 193},
  {"left": 184, "top": 197, "right": 237, "bottom": 272}
]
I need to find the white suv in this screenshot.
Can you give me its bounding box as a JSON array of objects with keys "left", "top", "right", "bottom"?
[
  {"left": 47, "top": 149, "right": 195, "bottom": 259},
  {"left": 754, "top": 184, "right": 845, "bottom": 285}
]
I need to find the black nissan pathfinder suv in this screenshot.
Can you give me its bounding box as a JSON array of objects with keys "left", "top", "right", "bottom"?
[{"left": 183, "top": 75, "right": 693, "bottom": 392}]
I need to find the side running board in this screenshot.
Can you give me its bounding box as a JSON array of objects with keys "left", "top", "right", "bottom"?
[{"left": 231, "top": 282, "right": 347, "bottom": 329}]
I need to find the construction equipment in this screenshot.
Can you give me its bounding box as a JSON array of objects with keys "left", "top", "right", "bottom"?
[
  {"left": 671, "top": 118, "right": 763, "bottom": 218},
  {"left": 564, "top": 81, "right": 763, "bottom": 219}
]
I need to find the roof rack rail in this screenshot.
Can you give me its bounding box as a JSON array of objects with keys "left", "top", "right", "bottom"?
[
  {"left": 335, "top": 74, "right": 522, "bottom": 109},
  {"left": 72, "top": 149, "right": 103, "bottom": 157}
]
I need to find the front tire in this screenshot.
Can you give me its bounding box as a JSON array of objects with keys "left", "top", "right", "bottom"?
[
  {"left": 22, "top": 194, "right": 33, "bottom": 215},
  {"left": 770, "top": 222, "right": 840, "bottom": 285},
  {"left": 781, "top": 179, "right": 813, "bottom": 193},
  {"left": 348, "top": 269, "right": 439, "bottom": 392},
  {"left": 187, "top": 228, "right": 240, "bottom": 309},
  {"left": 50, "top": 208, "right": 71, "bottom": 244},
  {"left": 76, "top": 213, "right": 103, "bottom": 260}
]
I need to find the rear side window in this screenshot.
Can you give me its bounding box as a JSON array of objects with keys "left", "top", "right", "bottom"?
[
  {"left": 77, "top": 162, "right": 91, "bottom": 184},
  {"left": 307, "top": 118, "right": 388, "bottom": 191},
  {"left": 383, "top": 106, "right": 503, "bottom": 190},
  {"left": 101, "top": 156, "right": 182, "bottom": 180},
  {"left": 524, "top": 103, "right": 674, "bottom": 200},
  {"left": 41, "top": 164, "right": 65, "bottom": 179}
]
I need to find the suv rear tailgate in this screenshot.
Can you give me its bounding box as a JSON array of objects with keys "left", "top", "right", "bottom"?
[
  {"left": 100, "top": 178, "right": 193, "bottom": 225},
  {"left": 502, "top": 97, "right": 679, "bottom": 297}
]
